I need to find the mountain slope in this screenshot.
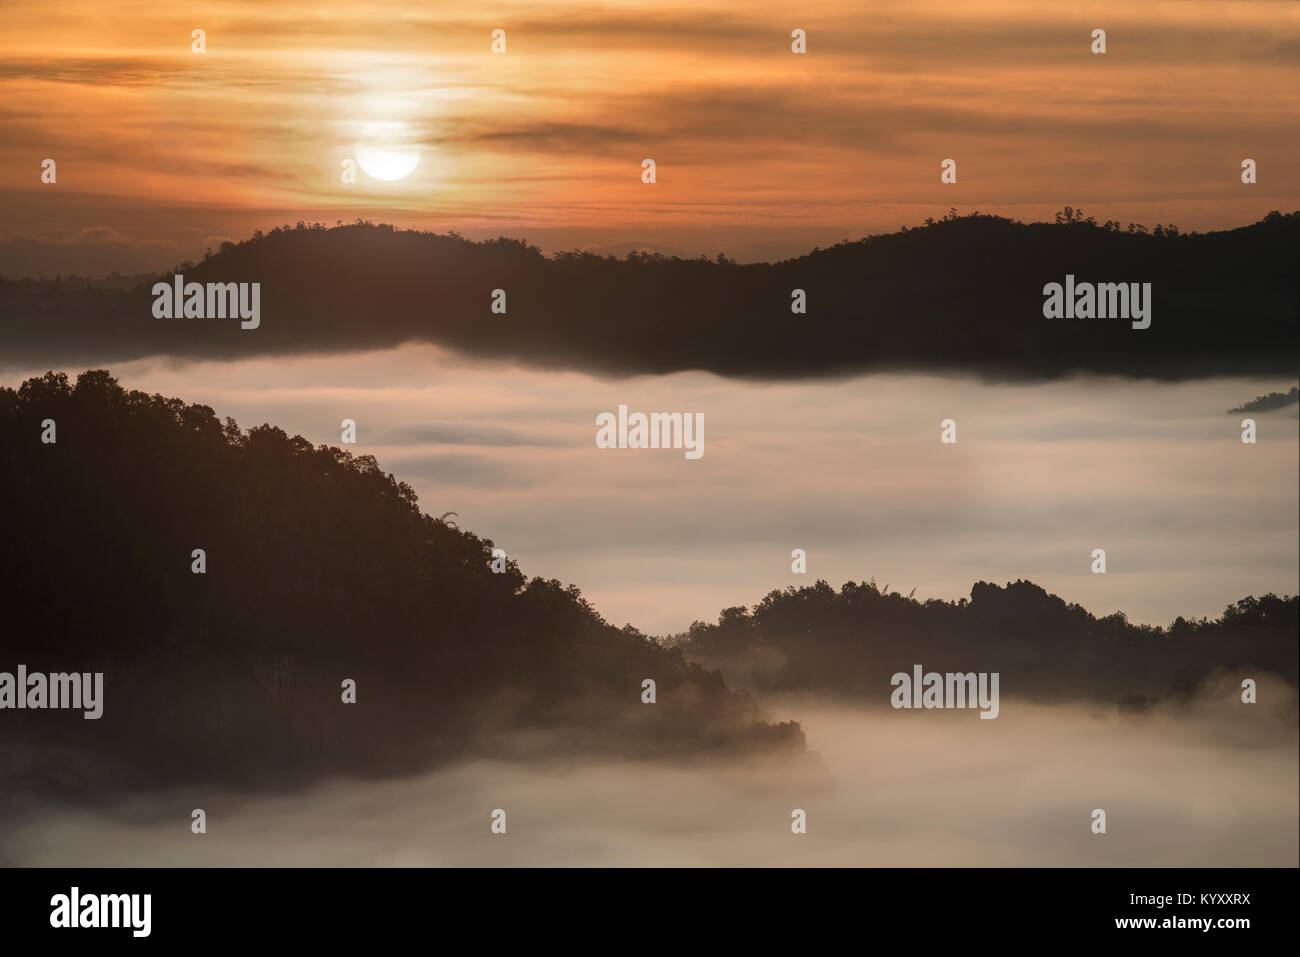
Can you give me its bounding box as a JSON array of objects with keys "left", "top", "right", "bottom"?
[{"left": 0, "top": 371, "right": 803, "bottom": 798}]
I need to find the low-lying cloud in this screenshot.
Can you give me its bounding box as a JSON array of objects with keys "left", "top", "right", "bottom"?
[{"left": 3, "top": 676, "right": 1293, "bottom": 866}]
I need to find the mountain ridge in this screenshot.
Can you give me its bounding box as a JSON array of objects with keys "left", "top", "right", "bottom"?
[{"left": 3, "top": 209, "right": 1296, "bottom": 379}]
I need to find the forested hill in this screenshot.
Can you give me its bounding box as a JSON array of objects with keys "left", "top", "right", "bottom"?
[
  {"left": 0, "top": 371, "right": 803, "bottom": 798},
  {"left": 1, "top": 209, "right": 1296, "bottom": 378},
  {"left": 671, "top": 578, "right": 1298, "bottom": 705}
]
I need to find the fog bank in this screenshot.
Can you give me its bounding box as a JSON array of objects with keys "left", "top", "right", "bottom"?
[{"left": 5, "top": 679, "right": 1294, "bottom": 866}]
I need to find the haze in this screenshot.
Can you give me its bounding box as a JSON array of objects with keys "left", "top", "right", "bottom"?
[{"left": 4, "top": 676, "right": 1295, "bottom": 866}]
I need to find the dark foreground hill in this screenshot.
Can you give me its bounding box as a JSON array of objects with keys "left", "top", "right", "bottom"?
[
  {"left": 1, "top": 209, "right": 1296, "bottom": 378},
  {"left": 670, "top": 578, "right": 1298, "bottom": 707},
  {"left": 0, "top": 371, "right": 803, "bottom": 800}
]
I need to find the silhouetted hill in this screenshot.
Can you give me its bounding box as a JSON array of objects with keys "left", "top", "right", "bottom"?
[
  {"left": 1228, "top": 385, "right": 1300, "bottom": 413},
  {"left": 669, "top": 578, "right": 1298, "bottom": 706},
  {"left": 0, "top": 371, "right": 802, "bottom": 801},
  {"left": 2, "top": 210, "right": 1296, "bottom": 378}
]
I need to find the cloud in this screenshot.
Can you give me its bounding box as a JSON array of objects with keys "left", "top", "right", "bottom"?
[
  {"left": 384, "top": 451, "right": 532, "bottom": 488},
  {"left": 12, "top": 349, "right": 1291, "bottom": 634},
  {"left": 3, "top": 692, "right": 1294, "bottom": 865},
  {"left": 377, "top": 422, "right": 569, "bottom": 447}
]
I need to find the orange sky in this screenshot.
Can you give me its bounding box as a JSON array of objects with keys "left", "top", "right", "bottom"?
[{"left": 2, "top": 0, "right": 1298, "bottom": 273}]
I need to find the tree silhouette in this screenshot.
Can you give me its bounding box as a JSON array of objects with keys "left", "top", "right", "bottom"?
[
  {"left": 673, "top": 578, "right": 1297, "bottom": 703},
  {"left": 0, "top": 371, "right": 802, "bottom": 798}
]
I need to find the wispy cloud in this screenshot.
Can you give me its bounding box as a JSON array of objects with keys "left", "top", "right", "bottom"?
[{"left": 2, "top": 0, "right": 1296, "bottom": 275}]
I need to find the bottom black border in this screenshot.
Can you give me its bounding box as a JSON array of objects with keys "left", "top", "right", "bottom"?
[{"left": 1, "top": 866, "right": 1292, "bottom": 943}]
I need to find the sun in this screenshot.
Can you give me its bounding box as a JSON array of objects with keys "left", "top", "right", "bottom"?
[{"left": 354, "top": 122, "right": 420, "bottom": 181}]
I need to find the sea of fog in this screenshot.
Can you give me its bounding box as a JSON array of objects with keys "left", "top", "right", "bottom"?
[
  {"left": 4, "top": 345, "right": 1296, "bottom": 635},
  {"left": 3, "top": 677, "right": 1295, "bottom": 866}
]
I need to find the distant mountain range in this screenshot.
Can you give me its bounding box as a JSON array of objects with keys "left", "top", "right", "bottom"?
[{"left": 2, "top": 210, "right": 1296, "bottom": 379}]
